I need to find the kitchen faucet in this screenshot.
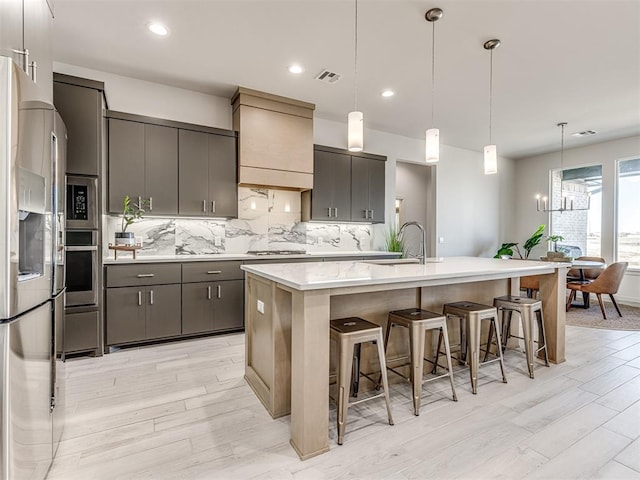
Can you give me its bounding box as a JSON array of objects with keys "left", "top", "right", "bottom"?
[{"left": 398, "top": 221, "right": 427, "bottom": 265}]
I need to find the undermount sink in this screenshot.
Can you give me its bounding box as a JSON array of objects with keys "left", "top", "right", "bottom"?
[{"left": 363, "top": 258, "right": 421, "bottom": 266}]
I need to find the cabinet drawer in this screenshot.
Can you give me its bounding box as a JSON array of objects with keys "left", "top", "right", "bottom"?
[
  {"left": 64, "top": 310, "right": 99, "bottom": 353},
  {"left": 106, "top": 263, "right": 181, "bottom": 287},
  {"left": 182, "top": 261, "right": 243, "bottom": 283}
]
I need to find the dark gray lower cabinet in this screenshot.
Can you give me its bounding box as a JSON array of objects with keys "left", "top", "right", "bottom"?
[
  {"left": 182, "top": 280, "right": 243, "bottom": 335},
  {"left": 106, "top": 284, "right": 181, "bottom": 345}
]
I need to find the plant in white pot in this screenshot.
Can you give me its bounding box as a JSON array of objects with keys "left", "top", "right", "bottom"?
[{"left": 115, "top": 196, "right": 146, "bottom": 246}]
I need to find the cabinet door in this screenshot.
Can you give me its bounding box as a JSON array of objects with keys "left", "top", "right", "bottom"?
[
  {"left": 108, "top": 119, "right": 145, "bottom": 213},
  {"left": 106, "top": 287, "right": 145, "bottom": 345},
  {"left": 311, "top": 150, "right": 334, "bottom": 220},
  {"left": 213, "top": 280, "right": 244, "bottom": 331},
  {"left": 178, "top": 129, "right": 209, "bottom": 216},
  {"left": 181, "top": 282, "right": 215, "bottom": 334},
  {"left": 332, "top": 152, "right": 352, "bottom": 221},
  {"left": 368, "top": 158, "right": 386, "bottom": 223},
  {"left": 350, "top": 156, "right": 370, "bottom": 221},
  {"left": 146, "top": 284, "right": 181, "bottom": 340},
  {"left": 145, "top": 124, "right": 178, "bottom": 215},
  {"left": 23, "top": 0, "right": 53, "bottom": 101},
  {"left": 53, "top": 82, "right": 102, "bottom": 176},
  {"left": 208, "top": 133, "right": 237, "bottom": 218},
  {"left": 0, "top": 0, "right": 23, "bottom": 64}
]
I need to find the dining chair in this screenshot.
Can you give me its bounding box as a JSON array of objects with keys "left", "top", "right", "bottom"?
[
  {"left": 566, "top": 262, "right": 628, "bottom": 319},
  {"left": 520, "top": 275, "right": 540, "bottom": 299}
]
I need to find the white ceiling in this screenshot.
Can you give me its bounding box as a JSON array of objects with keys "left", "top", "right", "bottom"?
[{"left": 53, "top": 0, "right": 640, "bottom": 159}]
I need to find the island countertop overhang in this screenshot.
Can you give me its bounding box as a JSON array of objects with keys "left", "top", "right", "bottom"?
[{"left": 240, "top": 256, "right": 568, "bottom": 291}]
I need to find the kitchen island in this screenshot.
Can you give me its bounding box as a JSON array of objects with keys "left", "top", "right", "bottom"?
[{"left": 241, "top": 256, "right": 568, "bottom": 460}]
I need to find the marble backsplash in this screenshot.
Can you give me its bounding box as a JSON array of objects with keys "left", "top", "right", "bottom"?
[{"left": 103, "top": 187, "right": 377, "bottom": 257}]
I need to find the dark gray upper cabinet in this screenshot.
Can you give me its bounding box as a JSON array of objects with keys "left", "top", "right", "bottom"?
[
  {"left": 108, "top": 117, "right": 178, "bottom": 215},
  {"left": 310, "top": 149, "right": 351, "bottom": 221},
  {"left": 1, "top": 0, "right": 53, "bottom": 101},
  {"left": 179, "top": 129, "right": 237, "bottom": 218},
  {"left": 303, "top": 145, "right": 386, "bottom": 223},
  {"left": 145, "top": 124, "right": 178, "bottom": 215},
  {"left": 53, "top": 77, "right": 103, "bottom": 176},
  {"left": 351, "top": 155, "right": 386, "bottom": 223},
  {"left": 108, "top": 118, "right": 145, "bottom": 213}
]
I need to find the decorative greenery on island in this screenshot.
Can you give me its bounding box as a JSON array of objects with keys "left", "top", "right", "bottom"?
[{"left": 384, "top": 226, "right": 405, "bottom": 257}]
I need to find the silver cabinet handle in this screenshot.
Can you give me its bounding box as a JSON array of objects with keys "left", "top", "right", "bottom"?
[
  {"left": 207, "top": 286, "right": 212, "bottom": 300},
  {"left": 30, "top": 60, "right": 37, "bottom": 82},
  {"left": 327, "top": 207, "right": 332, "bottom": 218},
  {"left": 137, "top": 291, "right": 142, "bottom": 306},
  {"left": 202, "top": 200, "right": 207, "bottom": 213},
  {"left": 149, "top": 290, "right": 154, "bottom": 305},
  {"left": 149, "top": 197, "right": 153, "bottom": 211},
  {"left": 217, "top": 285, "right": 221, "bottom": 299},
  {"left": 207, "top": 270, "right": 222, "bottom": 275},
  {"left": 138, "top": 196, "right": 142, "bottom": 208},
  {"left": 334, "top": 207, "right": 338, "bottom": 218},
  {"left": 211, "top": 200, "right": 216, "bottom": 213},
  {"left": 363, "top": 209, "right": 367, "bottom": 219},
  {"left": 136, "top": 273, "right": 155, "bottom": 278}
]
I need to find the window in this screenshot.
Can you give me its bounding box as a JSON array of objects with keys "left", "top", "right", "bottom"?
[
  {"left": 617, "top": 158, "right": 640, "bottom": 268},
  {"left": 550, "top": 165, "right": 602, "bottom": 258}
]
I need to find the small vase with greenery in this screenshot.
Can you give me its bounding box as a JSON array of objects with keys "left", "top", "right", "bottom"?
[
  {"left": 384, "top": 226, "right": 405, "bottom": 258},
  {"left": 494, "top": 224, "right": 546, "bottom": 260},
  {"left": 115, "top": 196, "right": 146, "bottom": 246}
]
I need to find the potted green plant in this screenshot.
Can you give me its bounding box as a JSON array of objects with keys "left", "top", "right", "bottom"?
[
  {"left": 544, "top": 234, "right": 571, "bottom": 261},
  {"left": 494, "top": 224, "right": 545, "bottom": 260},
  {"left": 115, "top": 196, "right": 146, "bottom": 245},
  {"left": 384, "top": 226, "right": 405, "bottom": 257}
]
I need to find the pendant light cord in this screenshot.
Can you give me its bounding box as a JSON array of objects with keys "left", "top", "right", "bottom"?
[
  {"left": 431, "top": 20, "right": 436, "bottom": 126},
  {"left": 354, "top": 0, "right": 358, "bottom": 112},
  {"left": 489, "top": 48, "right": 493, "bottom": 144}
]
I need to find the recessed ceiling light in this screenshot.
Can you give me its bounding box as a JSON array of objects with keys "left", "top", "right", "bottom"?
[
  {"left": 381, "top": 89, "right": 395, "bottom": 97},
  {"left": 148, "top": 22, "right": 169, "bottom": 36},
  {"left": 288, "top": 65, "right": 304, "bottom": 74}
]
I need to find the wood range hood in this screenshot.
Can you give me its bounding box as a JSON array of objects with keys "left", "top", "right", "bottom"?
[{"left": 231, "top": 87, "right": 315, "bottom": 191}]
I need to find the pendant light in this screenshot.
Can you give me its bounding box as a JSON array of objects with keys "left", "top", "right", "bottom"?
[
  {"left": 536, "top": 122, "right": 591, "bottom": 212},
  {"left": 483, "top": 38, "right": 500, "bottom": 175},
  {"left": 348, "top": 0, "right": 363, "bottom": 152},
  {"left": 425, "top": 7, "right": 443, "bottom": 163}
]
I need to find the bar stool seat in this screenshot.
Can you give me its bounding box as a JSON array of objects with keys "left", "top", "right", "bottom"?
[
  {"left": 330, "top": 317, "right": 394, "bottom": 445},
  {"left": 383, "top": 308, "right": 457, "bottom": 416},
  {"left": 489, "top": 295, "right": 549, "bottom": 378},
  {"left": 442, "top": 301, "right": 507, "bottom": 394}
]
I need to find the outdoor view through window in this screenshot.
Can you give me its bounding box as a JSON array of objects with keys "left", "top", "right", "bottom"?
[{"left": 617, "top": 158, "right": 640, "bottom": 268}]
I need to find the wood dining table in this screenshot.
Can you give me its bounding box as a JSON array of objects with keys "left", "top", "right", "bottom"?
[{"left": 568, "top": 259, "right": 606, "bottom": 308}]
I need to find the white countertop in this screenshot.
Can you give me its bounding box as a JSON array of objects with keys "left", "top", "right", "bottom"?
[
  {"left": 103, "top": 251, "right": 400, "bottom": 265},
  {"left": 241, "top": 256, "right": 569, "bottom": 291}
]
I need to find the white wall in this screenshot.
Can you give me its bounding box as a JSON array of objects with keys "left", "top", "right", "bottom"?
[
  {"left": 53, "top": 62, "right": 232, "bottom": 129},
  {"left": 513, "top": 135, "right": 640, "bottom": 305}
]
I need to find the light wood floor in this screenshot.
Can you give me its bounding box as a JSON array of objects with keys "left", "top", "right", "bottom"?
[{"left": 48, "top": 326, "right": 640, "bottom": 480}]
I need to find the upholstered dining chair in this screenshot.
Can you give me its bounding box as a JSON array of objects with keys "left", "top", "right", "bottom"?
[
  {"left": 520, "top": 275, "right": 540, "bottom": 299},
  {"left": 566, "top": 262, "right": 628, "bottom": 319}
]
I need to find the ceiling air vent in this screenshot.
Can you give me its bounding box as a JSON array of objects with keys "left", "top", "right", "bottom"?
[
  {"left": 315, "top": 69, "right": 341, "bottom": 84},
  {"left": 571, "top": 130, "right": 598, "bottom": 137}
]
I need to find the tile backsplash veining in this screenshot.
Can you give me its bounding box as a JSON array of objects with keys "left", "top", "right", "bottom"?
[{"left": 103, "top": 187, "right": 375, "bottom": 257}]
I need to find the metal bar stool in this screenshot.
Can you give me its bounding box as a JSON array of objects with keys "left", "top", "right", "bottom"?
[
  {"left": 382, "top": 308, "right": 457, "bottom": 416},
  {"left": 330, "top": 317, "right": 394, "bottom": 445},
  {"left": 486, "top": 295, "right": 550, "bottom": 378},
  {"left": 441, "top": 301, "right": 507, "bottom": 394}
]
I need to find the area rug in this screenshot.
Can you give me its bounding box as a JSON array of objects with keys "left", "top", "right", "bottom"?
[{"left": 566, "top": 300, "right": 640, "bottom": 330}]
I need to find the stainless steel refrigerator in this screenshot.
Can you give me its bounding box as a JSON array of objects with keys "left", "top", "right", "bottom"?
[{"left": 0, "top": 55, "right": 66, "bottom": 480}]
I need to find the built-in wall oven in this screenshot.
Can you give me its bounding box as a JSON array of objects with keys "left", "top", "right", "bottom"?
[{"left": 65, "top": 230, "right": 99, "bottom": 307}]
